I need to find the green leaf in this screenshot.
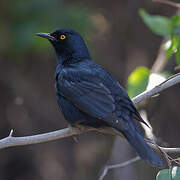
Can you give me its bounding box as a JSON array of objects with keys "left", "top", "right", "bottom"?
[
  {"left": 170, "top": 15, "right": 180, "bottom": 35},
  {"left": 174, "top": 26, "right": 180, "bottom": 35},
  {"left": 156, "top": 167, "right": 180, "bottom": 180},
  {"left": 127, "top": 66, "right": 150, "bottom": 98},
  {"left": 139, "top": 9, "right": 171, "bottom": 36},
  {"left": 156, "top": 169, "right": 171, "bottom": 180},
  {"left": 139, "top": 10, "right": 180, "bottom": 62},
  {"left": 166, "top": 38, "right": 176, "bottom": 59},
  {"left": 172, "top": 167, "right": 180, "bottom": 180},
  {"left": 175, "top": 35, "right": 180, "bottom": 65},
  {"left": 165, "top": 34, "right": 180, "bottom": 64}
]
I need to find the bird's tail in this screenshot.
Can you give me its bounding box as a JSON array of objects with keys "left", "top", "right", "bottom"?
[{"left": 116, "top": 123, "right": 165, "bottom": 168}]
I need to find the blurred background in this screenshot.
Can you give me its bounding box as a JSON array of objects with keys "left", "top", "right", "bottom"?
[{"left": 0, "top": 0, "right": 180, "bottom": 180}]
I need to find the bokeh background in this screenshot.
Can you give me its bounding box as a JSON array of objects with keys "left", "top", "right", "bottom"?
[{"left": 0, "top": 0, "right": 180, "bottom": 180}]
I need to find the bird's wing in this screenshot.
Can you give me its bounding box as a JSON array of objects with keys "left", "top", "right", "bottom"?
[
  {"left": 117, "top": 96, "right": 149, "bottom": 127},
  {"left": 56, "top": 68, "right": 116, "bottom": 119},
  {"left": 56, "top": 62, "right": 148, "bottom": 127}
]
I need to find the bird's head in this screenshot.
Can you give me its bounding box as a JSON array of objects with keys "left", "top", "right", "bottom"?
[{"left": 36, "top": 29, "right": 90, "bottom": 63}]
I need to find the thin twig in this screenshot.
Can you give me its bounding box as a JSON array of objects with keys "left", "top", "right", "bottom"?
[
  {"left": 99, "top": 156, "right": 140, "bottom": 180},
  {"left": 9, "top": 129, "right": 14, "bottom": 137},
  {"left": 152, "top": 0, "right": 180, "bottom": 8},
  {"left": 159, "top": 146, "right": 180, "bottom": 153},
  {"left": 171, "top": 158, "right": 180, "bottom": 166},
  {"left": 146, "top": 139, "right": 172, "bottom": 168},
  {"left": 0, "top": 73, "right": 179, "bottom": 150},
  {"left": 132, "top": 73, "right": 180, "bottom": 104}
]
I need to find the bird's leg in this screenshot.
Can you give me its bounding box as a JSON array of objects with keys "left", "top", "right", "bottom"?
[
  {"left": 67, "top": 124, "right": 79, "bottom": 142},
  {"left": 68, "top": 122, "right": 94, "bottom": 142},
  {"left": 72, "top": 136, "right": 79, "bottom": 143}
]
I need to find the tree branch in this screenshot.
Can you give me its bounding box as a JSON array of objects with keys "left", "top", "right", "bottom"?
[
  {"left": 0, "top": 127, "right": 89, "bottom": 150},
  {"left": 132, "top": 73, "right": 180, "bottom": 104},
  {"left": 0, "top": 73, "right": 179, "bottom": 150},
  {"left": 99, "top": 156, "right": 141, "bottom": 180},
  {"left": 152, "top": 0, "right": 180, "bottom": 8}
]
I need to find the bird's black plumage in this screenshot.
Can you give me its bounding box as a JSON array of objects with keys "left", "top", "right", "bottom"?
[{"left": 37, "top": 29, "right": 165, "bottom": 168}]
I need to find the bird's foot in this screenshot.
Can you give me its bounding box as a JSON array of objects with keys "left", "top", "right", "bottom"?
[
  {"left": 72, "top": 136, "right": 79, "bottom": 143},
  {"left": 67, "top": 124, "right": 79, "bottom": 142}
]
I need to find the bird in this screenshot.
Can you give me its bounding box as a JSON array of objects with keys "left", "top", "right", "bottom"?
[{"left": 36, "top": 29, "right": 165, "bottom": 168}]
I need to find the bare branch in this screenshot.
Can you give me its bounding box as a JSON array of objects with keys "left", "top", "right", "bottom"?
[
  {"left": 132, "top": 73, "right": 180, "bottom": 104},
  {"left": 0, "top": 73, "right": 179, "bottom": 150},
  {"left": 159, "top": 147, "right": 180, "bottom": 153},
  {"left": 0, "top": 127, "right": 89, "bottom": 149},
  {"left": 99, "top": 156, "right": 140, "bottom": 180},
  {"left": 152, "top": 0, "right": 180, "bottom": 8}
]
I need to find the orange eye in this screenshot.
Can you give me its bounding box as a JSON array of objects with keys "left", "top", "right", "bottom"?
[{"left": 60, "top": 34, "right": 66, "bottom": 40}]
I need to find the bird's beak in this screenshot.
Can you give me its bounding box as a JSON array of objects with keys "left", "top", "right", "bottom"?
[{"left": 36, "top": 33, "right": 56, "bottom": 41}]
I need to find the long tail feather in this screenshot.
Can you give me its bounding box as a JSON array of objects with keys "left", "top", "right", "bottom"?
[{"left": 120, "top": 125, "right": 165, "bottom": 168}]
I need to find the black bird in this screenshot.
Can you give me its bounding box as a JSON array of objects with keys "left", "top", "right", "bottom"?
[{"left": 36, "top": 29, "right": 164, "bottom": 168}]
